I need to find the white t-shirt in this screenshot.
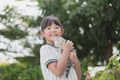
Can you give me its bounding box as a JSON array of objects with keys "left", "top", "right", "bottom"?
[{"left": 40, "top": 44, "right": 78, "bottom": 80}]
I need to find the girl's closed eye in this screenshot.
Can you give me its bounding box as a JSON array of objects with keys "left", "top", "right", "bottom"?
[
  {"left": 55, "top": 26, "right": 60, "bottom": 29},
  {"left": 46, "top": 27, "right": 51, "bottom": 30}
]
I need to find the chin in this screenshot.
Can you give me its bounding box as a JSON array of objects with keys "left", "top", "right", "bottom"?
[{"left": 51, "top": 37, "right": 57, "bottom": 40}]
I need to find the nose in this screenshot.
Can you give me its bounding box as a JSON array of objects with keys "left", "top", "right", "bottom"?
[{"left": 51, "top": 28, "right": 56, "bottom": 33}]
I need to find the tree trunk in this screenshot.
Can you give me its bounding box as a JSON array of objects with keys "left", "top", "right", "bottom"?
[{"left": 105, "top": 40, "right": 113, "bottom": 63}]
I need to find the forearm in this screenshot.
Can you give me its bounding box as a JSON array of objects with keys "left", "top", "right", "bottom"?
[
  {"left": 53, "top": 50, "right": 70, "bottom": 77},
  {"left": 74, "top": 59, "right": 82, "bottom": 80}
]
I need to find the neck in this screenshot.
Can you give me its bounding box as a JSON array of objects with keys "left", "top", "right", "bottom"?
[{"left": 46, "top": 42, "right": 54, "bottom": 45}]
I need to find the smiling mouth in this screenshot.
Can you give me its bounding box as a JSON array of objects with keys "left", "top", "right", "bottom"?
[
  {"left": 50, "top": 34, "right": 58, "bottom": 37},
  {"left": 50, "top": 35, "right": 59, "bottom": 40}
]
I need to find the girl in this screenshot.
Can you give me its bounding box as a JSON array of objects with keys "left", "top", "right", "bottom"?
[{"left": 40, "top": 15, "right": 81, "bottom": 80}]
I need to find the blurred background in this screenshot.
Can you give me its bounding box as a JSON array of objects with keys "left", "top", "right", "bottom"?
[{"left": 0, "top": 0, "right": 120, "bottom": 80}]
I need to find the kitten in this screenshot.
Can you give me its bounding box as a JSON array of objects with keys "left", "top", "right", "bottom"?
[{"left": 54, "top": 37, "right": 65, "bottom": 49}]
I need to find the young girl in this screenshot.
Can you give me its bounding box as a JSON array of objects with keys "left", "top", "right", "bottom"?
[{"left": 40, "top": 15, "right": 81, "bottom": 80}]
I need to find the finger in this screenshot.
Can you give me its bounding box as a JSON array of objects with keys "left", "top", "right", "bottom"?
[
  {"left": 70, "top": 47, "right": 74, "bottom": 52},
  {"left": 69, "top": 41, "right": 74, "bottom": 45},
  {"left": 66, "top": 40, "right": 70, "bottom": 43},
  {"left": 71, "top": 42, "right": 74, "bottom": 46},
  {"left": 63, "top": 40, "right": 67, "bottom": 43},
  {"left": 66, "top": 40, "right": 73, "bottom": 45}
]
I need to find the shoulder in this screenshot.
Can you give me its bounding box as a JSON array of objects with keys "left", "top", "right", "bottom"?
[
  {"left": 40, "top": 44, "right": 48, "bottom": 51},
  {"left": 40, "top": 44, "right": 52, "bottom": 49},
  {"left": 40, "top": 44, "right": 47, "bottom": 49},
  {"left": 40, "top": 44, "right": 55, "bottom": 52}
]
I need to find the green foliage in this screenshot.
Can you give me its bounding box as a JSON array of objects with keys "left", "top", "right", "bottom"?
[
  {"left": 85, "top": 54, "right": 120, "bottom": 80},
  {"left": 81, "top": 56, "right": 95, "bottom": 72},
  {"left": 32, "top": 44, "right": 41, "bottom": 61},
  {"left": 0, "top": 64, "right": 43, "bottom": 80},
  {"left": 0, "top": 1, "right": 120, "bottom": 79},
  {"left": 0, "top": 6, "right": 19, "bottom": 21},
  {"left": 20, "top": 16, "right": 41, "bottom": 28},
  {"left": 16, "top": 44, "right": 41, "bottom": 65},
  {"left": 92, "top": 67, "right": 120, "bottom": 80},
  {"left": 0, "top": 27, "right": 28, "bottom": 40},
  {"left": 37, "top": 0, "right": 120, "bottom": 64},
  {"left": 80, "top": 56, "right": 95, "bottom": 80}
]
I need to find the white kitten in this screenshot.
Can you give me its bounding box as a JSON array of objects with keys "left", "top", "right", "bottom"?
[{"left": 54, "top": 37, "right": 65, "bottom": 49}]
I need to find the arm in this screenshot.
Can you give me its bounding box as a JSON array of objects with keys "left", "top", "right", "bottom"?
[
  {"left": 74, "top": 58, "right": 81, "bottom": 80},
  {"left": 70, "top": 50, "right": 82, "bottom": 80},
  {"left": 48, "top": 40, "right": 74, "bottom": 77}
]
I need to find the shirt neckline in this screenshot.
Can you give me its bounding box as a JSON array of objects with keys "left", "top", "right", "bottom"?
[{"left": 46, "top": 43, "right": 58, "bottom": 48}]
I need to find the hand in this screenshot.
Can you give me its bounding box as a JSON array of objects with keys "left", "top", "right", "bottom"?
[
  {"left": 62, "top": 40, "right": 74, "bottom": 54},
  {"left": 69, "top": 49, "right": 78, "bottom": 63}
]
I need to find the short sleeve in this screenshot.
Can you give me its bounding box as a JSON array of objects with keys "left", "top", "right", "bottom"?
[{"left": 40, "top": 45, "right": 58, "bottom": 68}]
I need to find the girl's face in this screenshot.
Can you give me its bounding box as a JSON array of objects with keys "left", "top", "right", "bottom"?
[{"left": 41, "top": 22, "right": 63, "bottom": 44}]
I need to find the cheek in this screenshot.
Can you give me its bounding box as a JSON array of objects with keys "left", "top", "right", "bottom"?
[
  {"left": 59, "top": 29, "right": 64, "bottom": 36},
  {"left": 44, "top": 33, "right": 49, "bottom": 37},
  {"left": 41, "top": 31, "right": 48, "bottom": 38},
  {"left": 57, "top": 31, "right": 62, "bottom": 36}
]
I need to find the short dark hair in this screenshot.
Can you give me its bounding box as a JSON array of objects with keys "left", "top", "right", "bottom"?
[{"left": 40, "top": 15, "right": 63, "bottom": 31}]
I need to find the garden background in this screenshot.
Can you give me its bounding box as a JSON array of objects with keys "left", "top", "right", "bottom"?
[{"left": 0, "top": 0, "right": 120, "bottom": 80}]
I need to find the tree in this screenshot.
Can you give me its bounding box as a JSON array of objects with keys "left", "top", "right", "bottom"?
[
  {"left": 37, "top": 0, "right": 120, "bottom": 64},
  {"left": 0, "top": 4, "right": 41, "bottom": 65}
]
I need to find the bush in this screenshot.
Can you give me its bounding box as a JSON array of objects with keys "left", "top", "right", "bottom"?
[
  {"left": 85, "top": 54, "right": 120, "bottom": 80},
  {"left": 0, "top": 64, "right": 43, "bottom": 80}
]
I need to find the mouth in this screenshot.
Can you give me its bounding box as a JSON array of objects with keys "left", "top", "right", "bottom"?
[
  {"left": 50, "top": 34, "right": 58, "bottom": 37},
  {"left": 50, "top": 34, "right": 59, "bottom": 40}
]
